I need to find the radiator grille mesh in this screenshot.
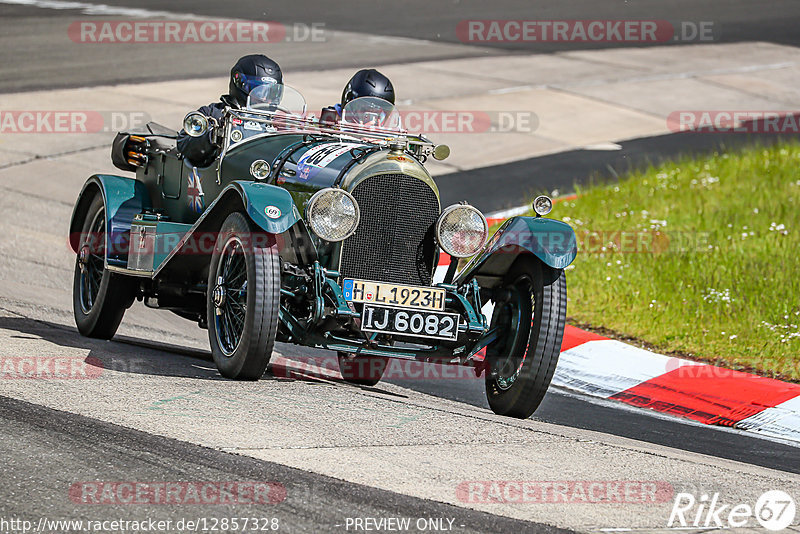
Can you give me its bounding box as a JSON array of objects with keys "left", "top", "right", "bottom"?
[{"left": 340, "top": 174, "right": 439, "bottom": 285}]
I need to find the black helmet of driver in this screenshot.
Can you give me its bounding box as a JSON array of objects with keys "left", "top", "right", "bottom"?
[
  {"left": 229, "top": 54, "right": 283, "bottom": 107},
  {"left": 341, "top": 69, "right": 395, "bottom": 108}
]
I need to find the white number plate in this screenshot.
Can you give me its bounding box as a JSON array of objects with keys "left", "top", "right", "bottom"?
[
  {"left": 361, "top": 304, "right": 459, "bottom": 341},
  {"left": 343, "top": 279, "right": 445, "bottom": 311}
]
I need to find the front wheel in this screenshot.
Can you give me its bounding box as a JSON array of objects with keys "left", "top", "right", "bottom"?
[
  {"left": 484, "top": 257, "right": 567, "bottom": 418},
  {"left": 207, "top": 212, "right": 280, "bottom": 380}
]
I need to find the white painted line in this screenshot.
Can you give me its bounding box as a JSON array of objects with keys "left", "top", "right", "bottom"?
[
  {"left": 552, "top": 339, "right": 702, "bottom": 399},
  {"left": 550, "top": 384, "right": 800, "bottom": 447},
  {"left": 736, "top": 396, "right": 800, "bottom": 442},
  {"left": 0, "top": 0, "right": 204, "bottom": 18},
  {"left": 361, "top": 33, "right": 436, "bottom": 47},
  {"left": 485, "top": 192, "right": 577, "bottom": 220},
  {"left": 583, "top": 142, "right": 622, "bottom": 151},
  {"left": 432, "top": 264, "right": 448, "bottom": 284},
  {"left": 551, "top": 61, "right": 798, "bottom": 90},
  {"left": 488, "top": 85, "right": 534, "bottom": 95},
  {"left": 485, "top": 204, "right": 530, "bottom": 219},
  {"left": 552, "top": 334, "right": 800, "bottom": 445}
]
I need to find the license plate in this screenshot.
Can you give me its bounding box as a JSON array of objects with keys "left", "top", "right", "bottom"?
[
  {"left": 361, "top": 304, "right": 459, "bottom": 341},
  {"left": 343, "top": 279, "right": 445, "bottom": 311}
]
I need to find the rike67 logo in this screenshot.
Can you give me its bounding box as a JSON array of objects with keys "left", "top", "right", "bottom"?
[{"left": 669, "top": 490, "right": 796, "bottom": 531}]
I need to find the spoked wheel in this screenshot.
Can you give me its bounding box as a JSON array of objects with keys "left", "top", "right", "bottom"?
[
  {"left": 72, "top": 195, "right": 136, "bottom": 339},
  {"left": 484, "top": 256, "right": 567, "bottom": 418},
  {"left": 337, "top": 352, "right": 389, "bottom": 387},
  {"left": 207, "top": 212, "right": 280, "bottom": 380}
]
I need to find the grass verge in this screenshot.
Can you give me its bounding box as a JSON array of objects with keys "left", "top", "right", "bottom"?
[{"left": 541, "top": 142, "right": 800, "bottom": 381}]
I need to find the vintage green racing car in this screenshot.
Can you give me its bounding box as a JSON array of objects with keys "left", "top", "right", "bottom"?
[{"left": 68, "top": 85, "right": 577, "bottom": 418}]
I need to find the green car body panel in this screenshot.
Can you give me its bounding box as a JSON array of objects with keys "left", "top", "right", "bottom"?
[
  {"left": 69, "top": 174, "right": 152, "bottom": 266},
  {"left": 69, "top": 111, "right": 576, "bottom": 372},
  {"left": 69, "top": 94, "right": 577, "bottom": 417},
  {"left": 456, "top": 216, "right": 578, "bottom": 287}
]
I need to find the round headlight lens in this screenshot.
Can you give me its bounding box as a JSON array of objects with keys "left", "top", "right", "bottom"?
[
  {"left": 436, "top": 204, "right": 488, "bottom": 258},
  {"left": 183, "top": 112, "right": 208, "bottom": 137},
  {"left": 533, "top": 195, "right": 553, "bottom": 216},
  {"left": 306, "top": 188, "right": 360, "bottom": 242},
  {"left": 250, "top": 159, "right": 270, "bottom": 180}
]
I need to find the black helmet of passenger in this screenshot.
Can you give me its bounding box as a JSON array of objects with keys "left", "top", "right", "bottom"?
[
  {"left": 341, "top": 69, "right": 395, "bottom": 108},
  {"left": 229, "top": 54, "right": 283, "bottom": 107}
]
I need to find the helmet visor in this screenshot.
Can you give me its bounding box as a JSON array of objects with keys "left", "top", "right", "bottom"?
[
  {"left": 246, "top": 84, "right": 307, "bottom": 116},
  {"left": 245, "top": 82, "right": 285, "bottom": 110},
  {"left": 233, "top": 73, "right": 280, "bottom": 97},
  {"left": 341, "top": 96, "right": 401, "bottom": 130}
]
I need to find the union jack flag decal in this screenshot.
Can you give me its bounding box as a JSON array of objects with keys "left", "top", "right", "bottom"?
[{"left": 187, "top": 167, "right": 205, "bottom": 214}]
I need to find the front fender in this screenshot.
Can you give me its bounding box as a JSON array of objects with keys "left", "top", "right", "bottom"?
[
  {"left": 152, "top": 181, "right": 302, "bottom": 277},
  {"left": 233, "top": 180, "right": 301, "bottom": 234},
  {"left": 69, "top": 174, "right": 152, "bottom": 266},
  {"left": 455, "top": 216, "right": 577, "bottom": 287},
  {"left": 171, "top": 180, "right": 300, "bottom": 238}
]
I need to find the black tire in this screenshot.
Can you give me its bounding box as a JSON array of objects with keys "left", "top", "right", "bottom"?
[
  {"left": 337, "top": 352, "right": 389, "bottom": 387},
  {"left": 484, "top": 256, "right": 567, "bottom": 418},
  {"left": 207, "top": 212, "right": 280, "bottom": 380},
  {"left": 72, "top": 194, "right": 136, "bottom": 339}
]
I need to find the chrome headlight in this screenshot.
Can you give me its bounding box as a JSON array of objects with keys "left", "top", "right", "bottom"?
[
  {"left": 533, "top": 195, "right": 553, "bottom": 216},
  {"left": 183, "top": 112, "right": 208, "bottom": 137},
  {"left": 306, "top": 188, "right": 360, "bottom": 242},
  {"left": 436, "top": 204, "right": 488, "bottom": 258}
]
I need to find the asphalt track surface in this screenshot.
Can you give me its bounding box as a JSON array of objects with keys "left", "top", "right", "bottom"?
[
  {"left": 0, "top": 394, "right": 569, "bottom": 533},
  {"left": 4, "top": 0, "right": 800, "bottom": 91},
  {"left": 440, "top": 127, "right": 800, "bottom": 213},
  {"left": 1, "top": 2, "right": 800, "bottom": 532},
  {"left": 74, "top": 0, "right": 800, "bottom": 51},
  {"left": 3, "top": 313, "right": 799, "bottom": 475}
]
